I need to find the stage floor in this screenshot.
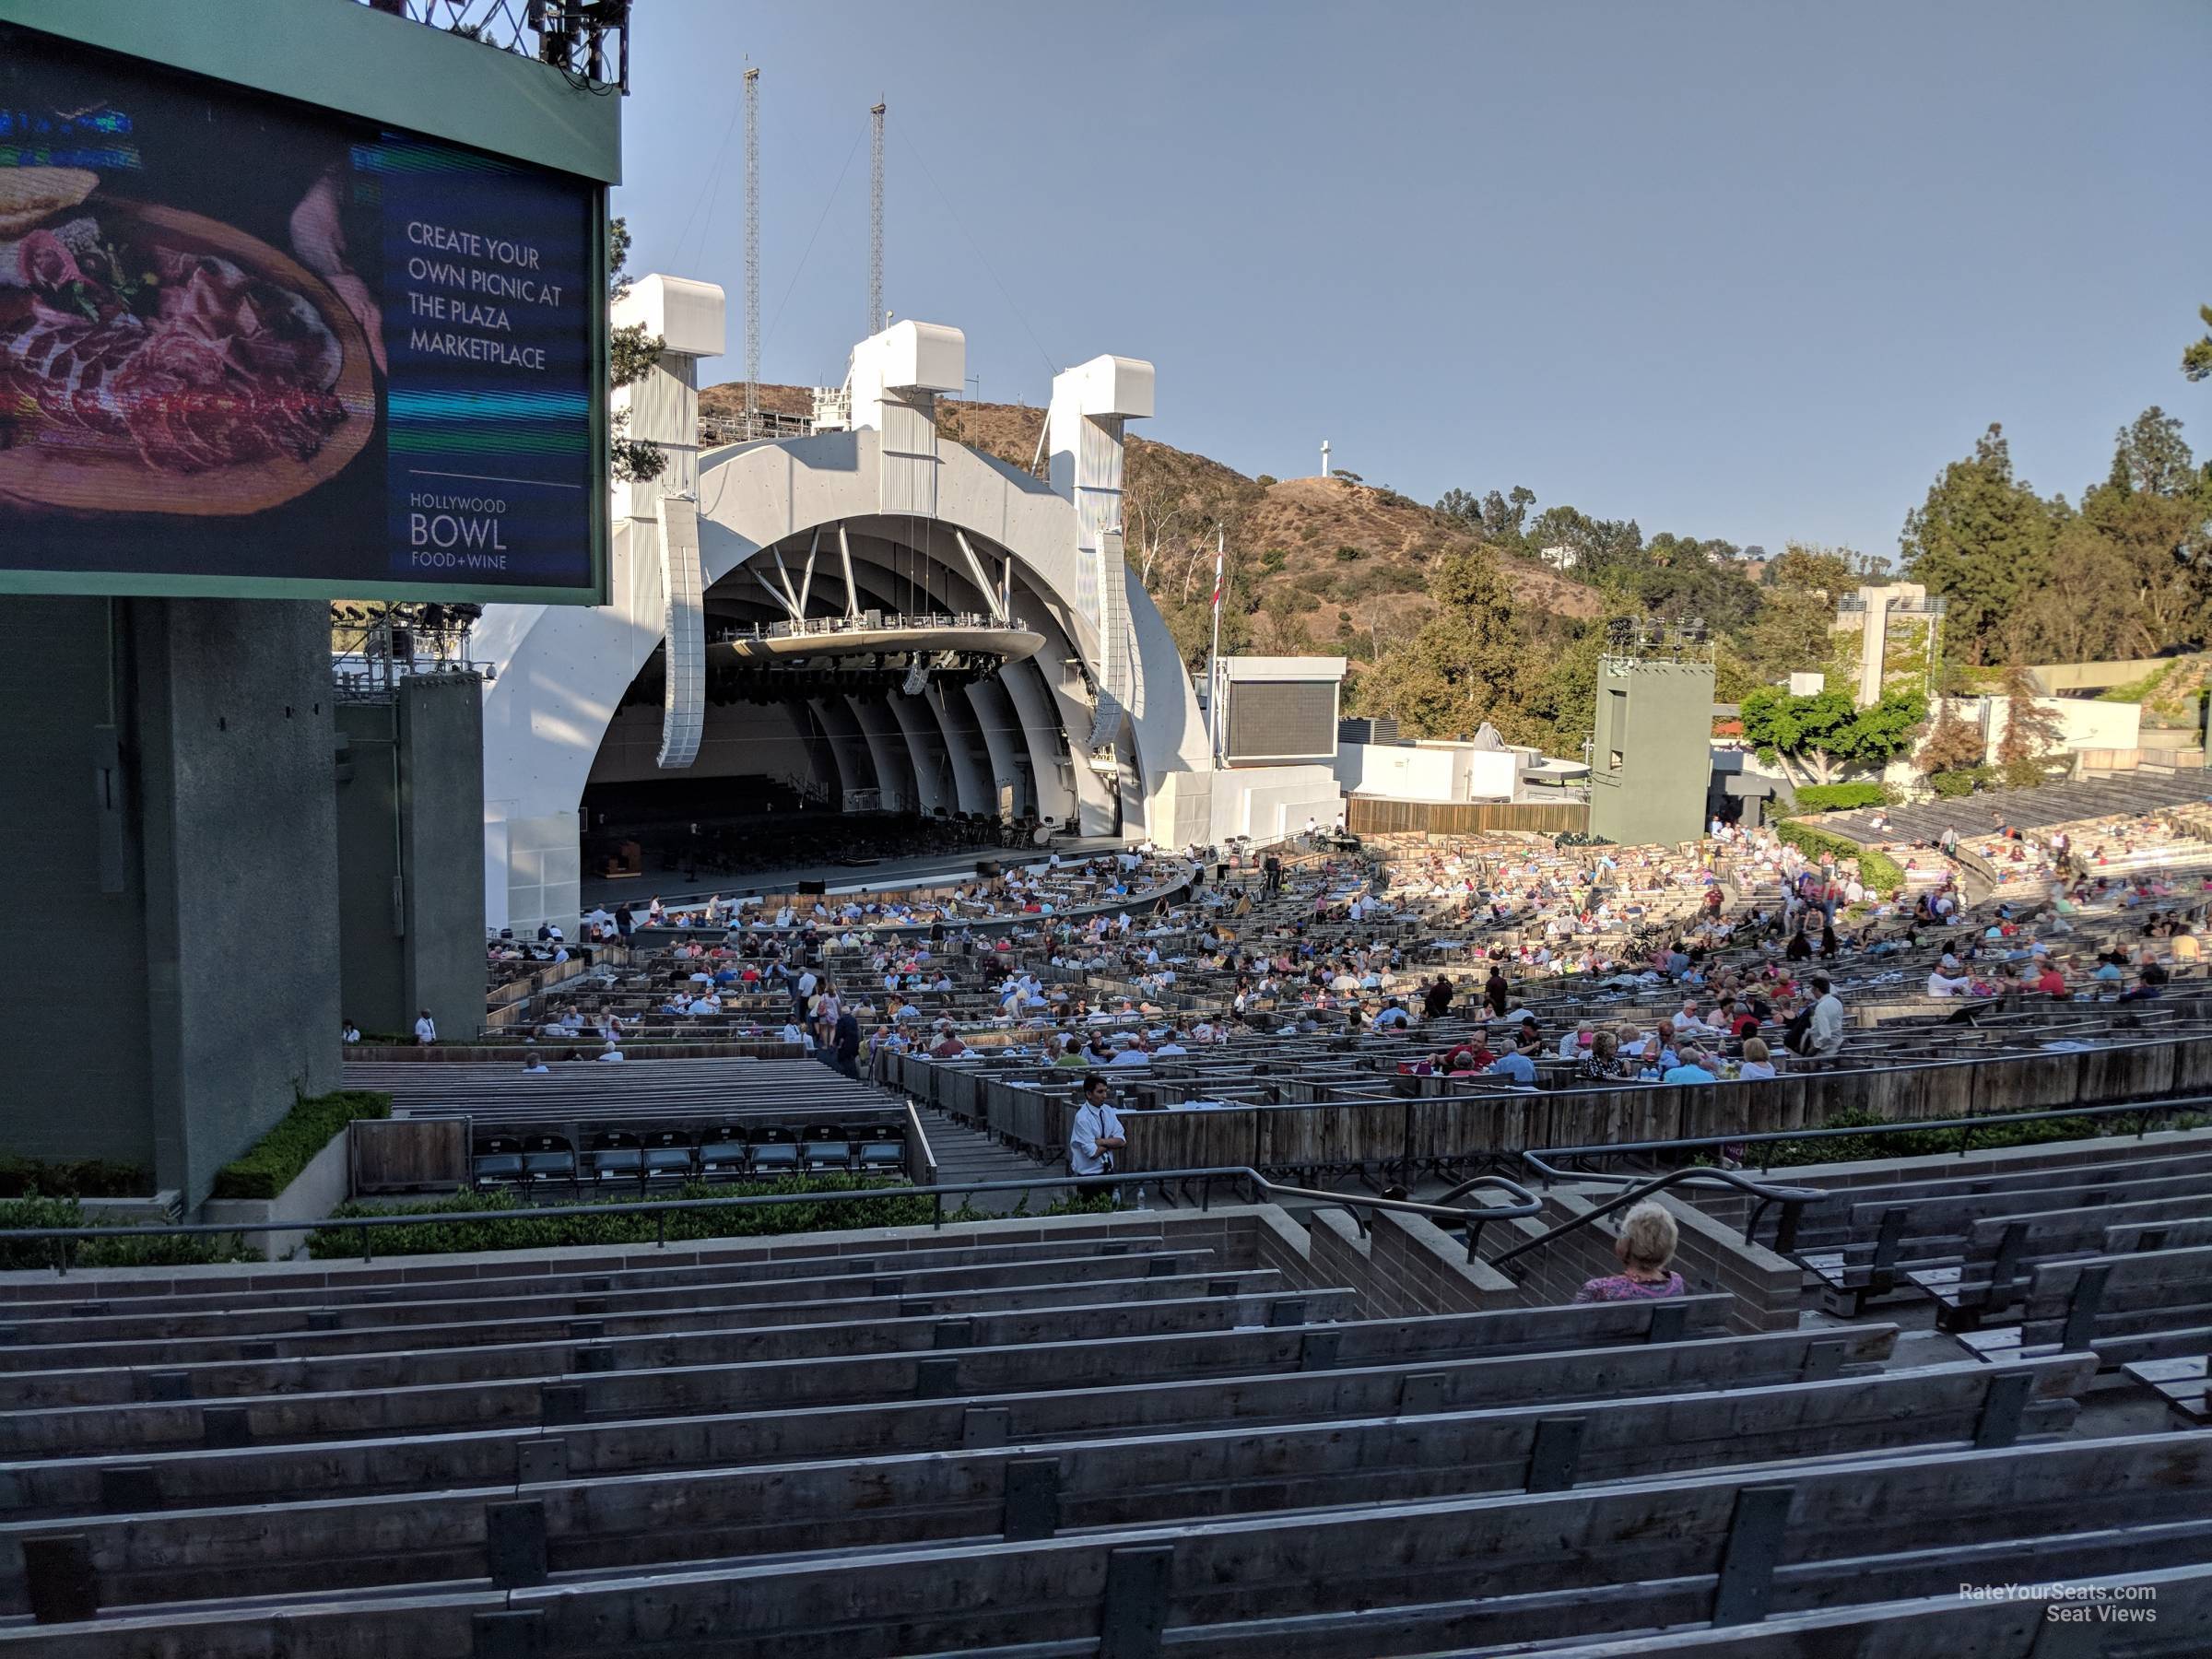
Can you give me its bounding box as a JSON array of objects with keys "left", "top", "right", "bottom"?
[{"left": 576, "top": 834, "right": 1133, "bottom": 914}]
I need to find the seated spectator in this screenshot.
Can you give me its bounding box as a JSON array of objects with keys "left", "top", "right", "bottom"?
[
  {"left": 1736, "top": 1037, "right": 1778, "bottom": 1079},
  {"left": 1926, "top": 954, "right": 1974, "bottom": 997},
  {"left": 1663, "top": 1046, "right": 1717, "bottom": 1084},
  {"left": 1573, "top": 1201, "right": 1686, "bottom": 1303},
  {"left": 341, "top": 1018, "right": 361, "bottom": 1044},
  {"left": 1487, "top": 1045, "right": 1538, "bottom": 1084}
]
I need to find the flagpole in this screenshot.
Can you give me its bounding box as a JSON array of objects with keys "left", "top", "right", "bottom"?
[{"left": 1206, "top": 524, "right": 1224, "bottom": 772}]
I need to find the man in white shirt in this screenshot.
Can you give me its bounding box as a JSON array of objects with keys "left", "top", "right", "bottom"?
[
  {"left": 1108, "top": 1036, "right": 1152, "bottom": 1066},
  {"left": 1926, "top": 955, "right": 1974, "bottom": 997},
  {"left": 1807, "top": 974, "right": 1847, "bottom": 1056},
  {"left": 413, "top": 1009, "right": 437, "bottom": 1045},
  {"left": 596, "top": 1042, "right": 625, "bottom": 1062},
  {"left": 1371, "top": 1000, "right": 1412, "bottom": 1031},
  {"left": 1067, "top": 1076, "right": 1126, "bottom": 1200}
]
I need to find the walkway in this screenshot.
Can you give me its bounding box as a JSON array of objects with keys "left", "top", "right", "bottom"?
[
  {"left": 1817, "top": 771, "right": 2211, "bottom": 848},
  {"left": 912, "top": 1101, "right": 1066, "bottom": 1216}
]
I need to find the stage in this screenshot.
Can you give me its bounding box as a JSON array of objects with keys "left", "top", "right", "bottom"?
[{"left": 576, "top": 833, "right": 1134, "bottom": 914}]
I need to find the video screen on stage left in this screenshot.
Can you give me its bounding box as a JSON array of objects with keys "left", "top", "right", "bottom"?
[{"left": 0, "top": 21, "right": 598, "bottom": 601}]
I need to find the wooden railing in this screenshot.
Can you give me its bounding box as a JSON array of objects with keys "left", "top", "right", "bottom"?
[{"left": 1347, "top": 798, "right": 1590, "bottom": 836}]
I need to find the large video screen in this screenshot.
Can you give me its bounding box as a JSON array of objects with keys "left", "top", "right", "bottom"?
[{"left": 0, "top": 20, "right": 599, "bottom": 599}]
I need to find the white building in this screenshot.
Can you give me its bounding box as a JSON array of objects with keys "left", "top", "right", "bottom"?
[
  {"left": 1334, "top": 726, "right": 1586, "bottom": 805},
  {"left": 469, "top": 279, "right": 1344, "bottom": 931}
]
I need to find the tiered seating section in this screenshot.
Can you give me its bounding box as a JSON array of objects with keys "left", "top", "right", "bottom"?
[{"left": 7, "top": 1204, "right": 2208, "bottom": 1653}]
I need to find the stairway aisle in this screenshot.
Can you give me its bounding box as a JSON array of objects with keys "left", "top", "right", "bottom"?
[{"left": 912, "top": 1101, "right": 1068, "bottom": 1215}]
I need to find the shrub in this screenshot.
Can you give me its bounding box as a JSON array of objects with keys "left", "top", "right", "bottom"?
[
  {"left": 1775, "top": 820, "right": 1904, "bottom": 896},
  {"left": 1255, "top": 474, "right": 1278, "bottom": 488},
  {"left": 303, "top": 1175, "right": 980, "bottom": 1260},
  {"left": 1791, "top": 782, "right": 1894, "bottom": 813},
  {"left": 0, "top": 1158, "right": 149, "bottom": 1199},
  {"left": 1334, "top": 544, "right": 1365, "bottom": 562},
  {"left": 1928, "top": 769, "right": 1983, "bottom": 798},
  {"left": 1043, "top": 1192, "right": 1117, "bottom": 1216},
  {"left": 2001, "top": 756, "right": 2056, "bottom": 790},
  {"left": 1732, "top": 1108, "right": 2198, "bottom": 1171},
  {"left": 209, "top": 1090, "right": 392, "bottom": 1201},
  {"left": 0, "top": 1194, "right": 253, "bottom": 1271}
]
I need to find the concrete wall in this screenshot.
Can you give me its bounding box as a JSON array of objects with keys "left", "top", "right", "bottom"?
[
  {"left": 1934, "top": 694, "right": 2141, "bottom": 765},
  {"left": 135, "top": 599, "right": 344, "bottom": 1206},
  {"left": 1335, "top": 742, "right": 1459, "bottom": 802},
  {"left": 1589, "top": 657, "right": 1714, "bottom": 846},
  {"left": 1488, "top": 1189, "right": 1799, "bottom": 1334},
  {"left": 0, "top": 597, "right": 342, "bottom": 1202},
  {"left": 336, "top": 677, "right": 488, "bottom": 1043},
  {"left": 0, "top": 597, "right": 156, "bottom": 1169},
  {"left": 1335, "top": 742, "right": 1524, "bottom": 805}
]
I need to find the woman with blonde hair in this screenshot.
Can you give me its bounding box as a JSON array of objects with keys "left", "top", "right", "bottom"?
[{"left": 1573, "top": 1201, "right": 1685, "bottom": 1302}]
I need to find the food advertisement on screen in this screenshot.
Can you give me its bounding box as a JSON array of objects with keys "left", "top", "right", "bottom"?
[{"left": 0, "top": 19, "right": 596, "bottom": 596}]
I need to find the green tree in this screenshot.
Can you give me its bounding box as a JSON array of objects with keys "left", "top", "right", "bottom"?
[
  {"left": 2183, "top": 301, "right": 2212, "bottom": 383},
  {"left": 607, "top": 217, "right": 666, "bottom": 485},
  {"left": 1900, "top": 424, "right": 2061, "bottom": 666},
  {"left": 1739, "top": 686, "right": 1925, "bottom": 786},
  {"left": 1998, "top": 518, "right": 2157, "bottom": 664},
  {"left": 1353, "top": 547, "right": 1535, "bottom": 741},
  {"left": 2068, "top": 407, "right": 2212, "bottom": 650}
]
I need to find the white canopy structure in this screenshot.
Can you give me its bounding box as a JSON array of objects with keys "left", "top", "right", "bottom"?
[{"left": 469, "top": 279, "right": 1342, "bottom": 931}]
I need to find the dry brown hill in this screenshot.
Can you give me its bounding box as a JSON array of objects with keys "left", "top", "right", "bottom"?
[{"left": 697, "top": 382, "right": 1602, "bottom": 662}]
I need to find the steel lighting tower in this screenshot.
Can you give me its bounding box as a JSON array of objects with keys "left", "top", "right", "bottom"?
[
  {"left": 869, "top": 100, "right": 886, "bottom": 337},
  {"left": 743, "top": 65, "right": 760, "bottom": 427}
]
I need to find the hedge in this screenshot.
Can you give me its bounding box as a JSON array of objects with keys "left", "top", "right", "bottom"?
[
  {"left": 1775, "top": 820, "right": 1905, "bottom": 897},
  {"left": 1790, "top": 782, "right": 1894, "bottom": 813},
  {"left": 0, "top": 1194, "right": 253, "bottom": 1272},
  {"left": 208, "top": 1089, "right": 392, "bottom": 1201},
  {"left": 303, "top": 1174, "right": 983, "bottom": 1260},
  {"left": 0, "top": 1158, "right": 149, "bottom": 1199},
  {"left": 1724, "top": 1108, "right": 2206, "bottom": 1171}
]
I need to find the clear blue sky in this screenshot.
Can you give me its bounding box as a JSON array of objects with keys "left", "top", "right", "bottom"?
[{"left": 614, "top": 0, "right": 2210, "bottom": 563}]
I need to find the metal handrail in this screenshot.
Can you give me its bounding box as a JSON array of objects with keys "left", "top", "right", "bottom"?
[
  {"left": 1516, "top": 1091, "right": 2212, "bottom": 1257},
  {"left": 1486, "top": 1163, "right": 1830, "bottom": 1265},
  {"left": 0, "top": 1165, "right": 1544, "bottom": 1277}
]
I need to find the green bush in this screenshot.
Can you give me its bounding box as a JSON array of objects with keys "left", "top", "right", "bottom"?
[
  {"left": 1334, "top": 544, "right": 1365, "bottom": 562},
  {"left": 209, "top": 1090, "right": 392, "bottom": 1201},
  {"left": 2001, "top": 756, "right": 2056, "bottom": 790},
  {"left": 0, "top": 1194, "right": 253, "bottom": 1272},
  {"left": 1733, "top": 1108, "right": 2203, "bottom": 1170},
  {"left": 1775, "top": 820, "right": 1905, "bottom": 897},
  {"left": 1928, "top": 768, "right": 1985, "bottom": 798},
  {"left": 1791, "top": 782, "right": 1894, "bottom": 813},
  {"left": 303, "top": 1174, "right": 979, "bottom": 1260},
  {"left": 0, "top": 1158, "right": 149, "bottom": 1199}
]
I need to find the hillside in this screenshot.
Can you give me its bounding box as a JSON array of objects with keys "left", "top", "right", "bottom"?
[{"left": 697, "top": 381, "right": 1603, "bottom": 665}]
